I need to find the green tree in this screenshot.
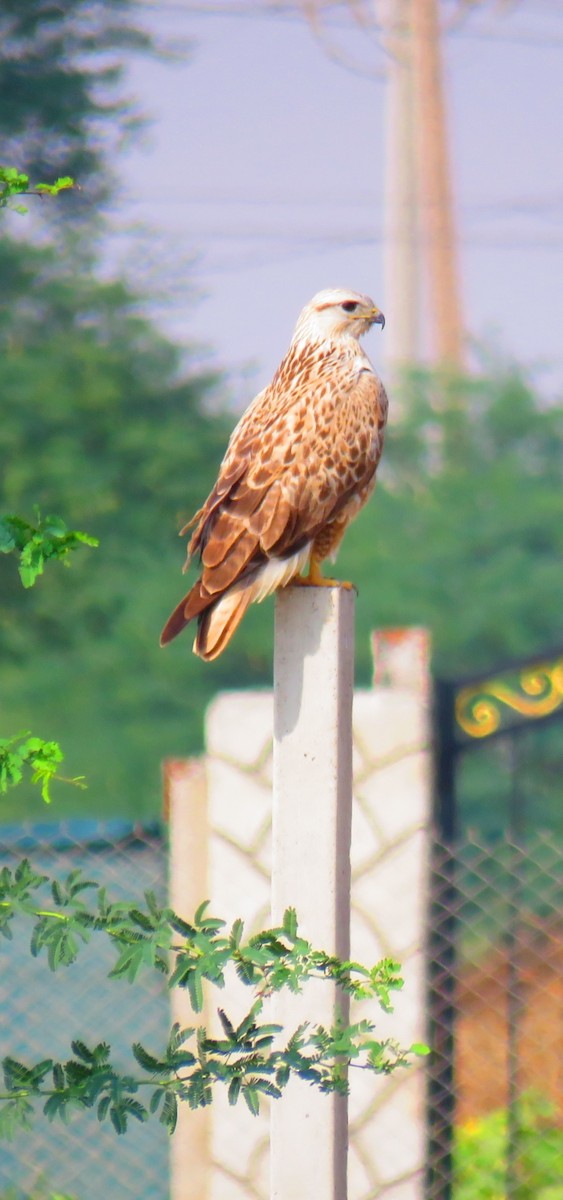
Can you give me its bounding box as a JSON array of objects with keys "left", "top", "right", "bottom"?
[
  {"left": 342, "top": 368, "right": 563, "bottom": 679},
  {"left": 0, "top": 1, "right": 264, "bottom": 821},
  {"left": 0, "top": 235, "right": 237, "bottom": 819},
  {"left": 339, "top": 367, "right": 563, "bottom": 833},
  {"left": 0, "top": 0, "right": 155, "bottom": 215}
]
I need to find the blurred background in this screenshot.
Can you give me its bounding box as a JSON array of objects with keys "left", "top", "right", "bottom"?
[{"left": 1, "top": 3, "right": 562, "bottom": 1198}]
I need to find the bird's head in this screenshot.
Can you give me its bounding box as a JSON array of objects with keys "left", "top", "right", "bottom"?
[{"left": 292, "top": 288, "right": 385, "bottom": 344}]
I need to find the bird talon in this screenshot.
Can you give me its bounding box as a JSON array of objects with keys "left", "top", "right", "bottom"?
[{"left": 291, "top": 571, "right": 357, "bottom": 593}]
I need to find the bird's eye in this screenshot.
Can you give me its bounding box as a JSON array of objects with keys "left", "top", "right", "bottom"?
[{"left": 341, "top": 301, "right": 359, "bottom": 313}]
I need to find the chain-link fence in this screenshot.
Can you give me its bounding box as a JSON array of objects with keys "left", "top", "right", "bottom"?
[
  {"left": 427, "top": 831, "right": 563, "bottom": 1200},
  {"left": 0, "top": 820, "right": 170, "bottom": 1200},
  {"left": 3, "top": 818, "right": 562, "bottom": 1200}
]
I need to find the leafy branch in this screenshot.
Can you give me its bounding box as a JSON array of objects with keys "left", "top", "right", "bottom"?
[
  {"left": 0, "top": 513, "right": 98, "bottom": 588},
  {"left": 0, "top": 1008, "right": 425, "bottom": 1140},
  {"left": 0, "top": 864, "right": 404, "bottom": 1008},
  {"left": 0, "top": 735, "right": 86, "bottom": 805},
  {"left": 0, "top": 867, "right": 428, "bottom": 1136},
  {"left": 0, "top": 513, "right": 94, "bottom": 801},
  {"left": 0, "top": 167, "right": 75, "bottom": 214}
]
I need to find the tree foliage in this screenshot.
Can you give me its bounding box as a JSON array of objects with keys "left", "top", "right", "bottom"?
[
  {"left": 0, "top": 234, "right": 235, "bottom": 819},
  {"left": 0, "top": 166, "right": 74, "bottom": 214},
  {"left": 345, "top": 367, "right": 563, "bottom": 679},
  {"left": 0, "top": 734, "right": 84, "bottom": 805},
  {"left": 0, "top": 0, "right": 156, "bottom": 214},
  {"left": 343, "top": 368, "right": 563, "bottom": 833},
  {"left": 0, "top": 512, "right": 97, "bottom": 588}
]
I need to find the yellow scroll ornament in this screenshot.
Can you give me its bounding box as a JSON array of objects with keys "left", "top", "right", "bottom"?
[{"left": 455, "top": 659, "right": 563, "bottom": 739}]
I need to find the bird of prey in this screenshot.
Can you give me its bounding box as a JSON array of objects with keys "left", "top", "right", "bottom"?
[{"left": 160, "top": 287, "right": 388, "bottom": 660}]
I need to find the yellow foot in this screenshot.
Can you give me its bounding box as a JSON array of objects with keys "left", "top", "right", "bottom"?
[
  {"left": 290, "top": 559, "right": 356, "bottom": 591},
  {"left": 292, "top": 575, "right": 356, "bottom": 590}
]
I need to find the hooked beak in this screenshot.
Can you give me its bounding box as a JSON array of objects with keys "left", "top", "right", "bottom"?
[
  {"left": 353, "top": 306, "right": 385, "bottom": 329},
  {"left": 369, "top": 307, "right": 385, "bottom": 330}
]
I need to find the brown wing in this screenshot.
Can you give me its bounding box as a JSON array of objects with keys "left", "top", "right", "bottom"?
[{"left": 161, "top": 347, "right": 387, "bottom": 643}]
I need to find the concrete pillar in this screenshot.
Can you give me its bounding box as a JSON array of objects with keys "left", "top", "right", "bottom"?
[
  {"left": 271, "top": 587, "right": 355, "bottom": 1200},
  {"left": 165, "top": 758, "right": 211, "bottom": 1200}
]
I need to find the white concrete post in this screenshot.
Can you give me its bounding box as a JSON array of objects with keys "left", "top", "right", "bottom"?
[
  {"left": 165, "top": 758, "right": 211, "bottom": 1200},
  {"left": 271, "top": 586, "right": 355, "bottom": 1200}
]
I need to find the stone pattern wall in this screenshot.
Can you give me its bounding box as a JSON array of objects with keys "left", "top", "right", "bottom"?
[
  {"left": 347, "top": 686, "right": 429, "bottom": 1199},
  {"left": 205, "top": 694, "right": 274, "bottom": 1200}
]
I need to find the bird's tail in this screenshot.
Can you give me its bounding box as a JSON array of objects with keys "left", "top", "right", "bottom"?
[
  {"left": 193, "top": 582, "right": 254, "bottom": 661},
  {"left": 160, "top": 577, "right": 255, "bottom": 660},
  {"left": 160, "top": 544, "right": 311, "bottom": 659}
]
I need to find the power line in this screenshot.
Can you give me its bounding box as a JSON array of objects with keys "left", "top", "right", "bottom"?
[
  {"left": 111, "top": 222, "right": 563, "bottom": 248},
  {"left": 136, "top": 0, "right": 563, "bottom": 44},
  {"left": 199, "top": 231, "right": 563, "bottom": 276},
  {"left": 119, "top": 190, "right": 563, "bottom": 218}
]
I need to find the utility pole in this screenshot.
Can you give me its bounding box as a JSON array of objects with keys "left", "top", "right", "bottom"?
[
  {"left": 306, "top": 0, "right": 465, "bottom": 371},
  {"left": 410, "top": 0, "right": 465, "bottom": 369},
  {"left": 382, "top": 0, "right": 421, "bottom": 378}
]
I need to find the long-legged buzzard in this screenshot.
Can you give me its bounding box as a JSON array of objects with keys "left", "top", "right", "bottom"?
[{"left": 161, "top": 288, "right": 388, "bottom": 660}]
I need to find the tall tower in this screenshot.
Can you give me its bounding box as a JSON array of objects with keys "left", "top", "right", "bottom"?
[
  {"left": 410, "top": 0, "right": 464, "bottom": 368},
  {"left": 304, "top": 0, "right": 465, "bottom": 373},
  {"left": 382, "top": 0, "right": 421, "bottom": 372},
  {"left": 382, "top": 0, "right": 464, "bottom": 375}
]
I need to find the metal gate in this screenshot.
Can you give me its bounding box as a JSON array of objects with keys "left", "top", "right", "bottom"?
[{"left": 427, "top": 647, "right": 563, "bottom": 1200}]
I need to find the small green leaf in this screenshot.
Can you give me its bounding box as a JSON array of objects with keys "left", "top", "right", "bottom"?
[
  {"left": 186, "top": 968, "right": 204, "bottom": 1013},
  {"left": 110, "top": 1106, "right": 126, "bottom": 1135},
  {"left": 132, "top": 1043, "right": 165, "bottom": 1073},
  {"left": 218, "top": 1010, "right": 236, "bottom": 1041},
  {"left": 97, "top": 1095, "right": 111, "bottom": 1121},
  {"left": 283, "top": 908, "right": 298, "bottom": 940},
  {"left": 193, "top": 900, "right": 211, "bottom": 925},
  {"left": 242, "top": 1085, "right": 260, "bottom": 1117},
  {"left": 160, "top": 1090, "right": 178, "bottom": 1132},
  {"left": 43, "top": 515, "right": 68, "bottom": 537},
  {"left": 410, "top": 1042, "right": 431, "bottom": 1057},
  {"left": 275, "top": 1064, "right": 290, "bottom": 1088},
  {"left": 230, "top": 918, "right": 244, "bottom": 947},
  {"left": 0, "top": 521, "right": 16, "bottom": 552}
]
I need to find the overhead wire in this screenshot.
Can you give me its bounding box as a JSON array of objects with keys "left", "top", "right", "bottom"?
[
  {"left": 120, "top": 190, "right": 563, "bottom": 214},
  {"left": 136, "top": 0, "right": 563, "bottom": 45},
  {"left": 125, "top": 2, "right": 563, "bottom": 270}
]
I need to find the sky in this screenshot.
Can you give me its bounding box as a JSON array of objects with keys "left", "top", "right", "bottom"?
[{"left": 110, "top": 1, "right": 563, "bottom": 402}]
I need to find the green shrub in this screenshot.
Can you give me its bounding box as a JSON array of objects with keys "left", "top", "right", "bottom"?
[{"left": 454, "top": 1091, "right": 563, "bottom": 1199}]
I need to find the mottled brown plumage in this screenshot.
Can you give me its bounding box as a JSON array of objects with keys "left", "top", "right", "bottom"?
[{"left": 161, "top": 288, "right": 388, "bottom": 660}]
